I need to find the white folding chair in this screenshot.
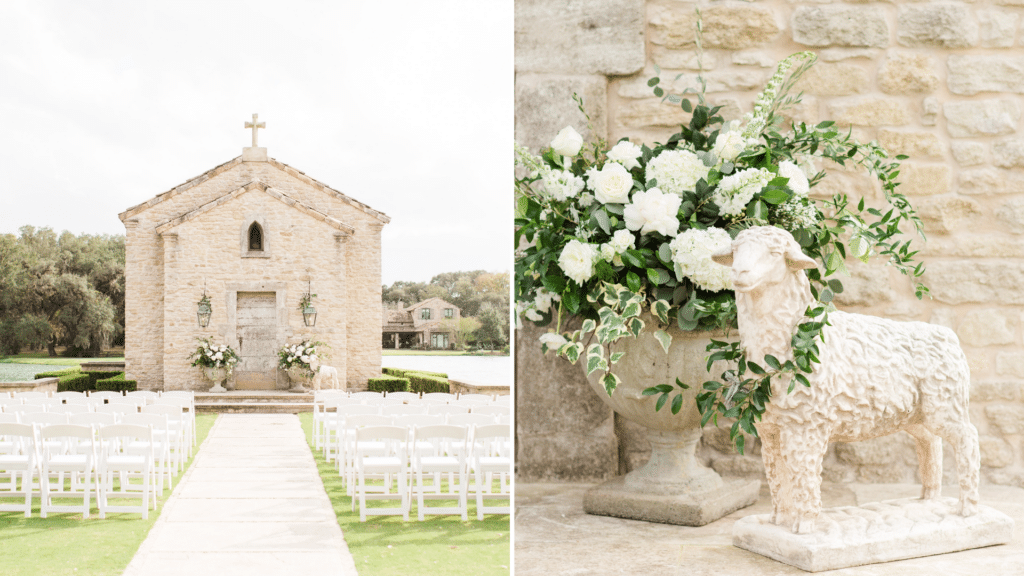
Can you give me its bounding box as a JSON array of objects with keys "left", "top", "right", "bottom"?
[
  {"left": 159, "top": 392, "right": 197, "bottom": 450},
  {"left": 53, "top": 391, "right": 88, "bottom": 402},
  {"left": 325, "top": 403, "right": 378, "bottom": 463},
  {"left": 126, "top": 390, "right": 160, "bottom": 404},
  {"left": 122, "top": 413, "right": 173, "bottom": 494},
  {"left": 96, "top": 424, "right": 154, "bottom": 519},
  {"left": 38, "top": 424, "right": 95, "bottom": 519},
  {"left": 94, "top": 404, "right": 129, "bottom": 418},
  {"left": 108, "top": 397, "right": 145, "bottom": 413},
  {"left": 154, "top": 398, "right": 194, "bottom": 459},
  {"left": 458, "top": 393, "right": 494, "bottom": 403},
  {"left": 384, "top": 391, "right": 420, "bottom": 402},
  {"left": 447, "top": 413, "right": 497, "bottom": 427},
  {"left": 21, "top": 397, "right": 49, "bottom": 408},
  {"left": 353, "top": 425, "right": 409, "bottom": 522},
  {"left": 381, "top": 404, "right": 429, "bottom": 417},
  {"left": 313, "top": 391, "right": 349, "bottom": 450},
  {"left": 341, "top": 414, "right": 392, "bottom": 495},
  {"left": 0, "top": 397, "right": 21, "bottom": 410},
  {"left": 471, "top": 405, "right": 510, "bottom": 418},
  {"left": 470, "top": 424, "right": 511, "bottom": 520},
  {"left": 0, "top": 423, "right": 38, "bottom": 517},
  {"left": 411, "top": 424, "right": 469, "bottom": 521},
  {"left": 493, "top": 395, "right": 511, "bottom": 406},
  {"left": 46, "top": 404, "right": 87, "bottom": 415},
  {"left": 142, "top": 404, "right": 185, "bottom": 473},
  {"left": 63, "top": 395, "right": 93, "bottom": 408},
  {"left": 13, "top": 391, "right": 48, "bottom": 400},
  {"left": 0, "top": 414, "right": 20, "bottom": 453},
  {"left": 350, "top": 391, "right": 384, "bottom": 401},
  {"left": 89, "top": 391, "right": 124, "bottom": 402},
  {"left": 422, "top": 392, "right": 457, "bottom": 403},
  {"left": 428, "top": 404, "right": 470, "bottom": 417}
]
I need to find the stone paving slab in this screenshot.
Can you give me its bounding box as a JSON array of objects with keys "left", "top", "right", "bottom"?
[
  {"left": 124, "top": 414, "right": 356, "bottom": 576},
  {"left": 515, "top": 482, "right": 1024, "bottom": 576},
  {"left": 165, "top": 498, "right": 336, "bottom": 523}
]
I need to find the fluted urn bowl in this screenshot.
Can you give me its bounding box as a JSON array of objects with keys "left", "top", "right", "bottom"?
[
  {"left": 203, "top": 366, "right": 229, "bottom": 393},
  {"left": 581, "top": 318, "right": 760, "bottom": 525}
]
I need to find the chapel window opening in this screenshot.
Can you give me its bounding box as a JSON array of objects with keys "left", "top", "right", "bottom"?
[
  {"left": 444, "top": 308, "right": 454, "bottom": 318},
  {"left": 248, "top": 223, "right": 263, "bottom": 252},
  {"left": 421, "top": 308, "right": 431, "bottom": 320}
]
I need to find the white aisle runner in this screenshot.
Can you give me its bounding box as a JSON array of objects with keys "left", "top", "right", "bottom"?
[{"left": 123, "top": 414, "right": 357, "bottom": 576}]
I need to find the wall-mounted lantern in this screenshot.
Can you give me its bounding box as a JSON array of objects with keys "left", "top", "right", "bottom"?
[
  {"left": 300, "top": 280, "right": 317, "bottom": 327},
  {"left": 197, "top": 290, "right": 212, "bottom": 328}
]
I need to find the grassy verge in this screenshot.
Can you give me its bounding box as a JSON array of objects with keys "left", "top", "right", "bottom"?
[
  {"left": 0, "top": 354, "right": 125, "bottom": 366},
  {"left": 0, "top": 414, "right": 217, "bottom": 576},
  {"left": 298, "top": 413, "right": 510, "bottom": 575}
]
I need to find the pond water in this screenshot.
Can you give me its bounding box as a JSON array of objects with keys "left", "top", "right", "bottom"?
[
  {"left": 0, "top": 363, "right": 64, "bottom": 382},
  {"left": 382, "top": 355, "right": 512, "bottom": 386}
]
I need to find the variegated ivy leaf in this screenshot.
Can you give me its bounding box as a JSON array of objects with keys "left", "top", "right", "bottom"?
[
  {"left": 565, "top": 343, "right": 582, "bottom": 364},
  {"left": 622, "top": 301, "right": 641, "bottom": 318},
  {"left": 654, "top": 329, "right": 672, "bottom": 354},
  {"left": 581, "top": 319, "right": 596, "bottom": 335},
  {"left": 628, "top": 317, "right": 645, "bottom": 337},
  {"left": 602, "top": 372, "right": 621, "bottom": 396},
  {"left": 653, "top": 299, "right": 670, "bottom": 324},
  {"left": 610, "top": 351, "right": 625, "bottom": 364},
  {"left": 598, "top": 306, "right": 616, "bottom": 324}
]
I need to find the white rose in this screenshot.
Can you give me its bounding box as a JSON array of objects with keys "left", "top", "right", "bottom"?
[
  {"left": 592, "top": 163, "right": 633, "bottom": 204},
  {"left": 712, "top": 128, "right": 750, "bottom": 163},
  {"left": 609, "top": 229, "right": 635, "bottom": 253},
  {"left": 607, "top": 140, "right": 642, "bottom": 170},
  {"left": 778, "top": 161, "right": 810, "bottom": 197},
  {"left": 623, "top": 187, "right": 682, "bottom": 237},
  {"left": 558, "top": 240, "right": 599, "bottom": 286},
  {"left": 551, "top": 126, "right": 583, "bottom": 157},
  {"left": 538, "top": 332, "right": 568, "bottom": 352}
]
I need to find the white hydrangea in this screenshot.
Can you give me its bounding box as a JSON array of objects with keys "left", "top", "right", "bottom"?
[
  {"left": 592, "top": 163, "right": 633, "bottom": 204},
  {"left": 606, "top": 140, "right": 643, "bottom": 170},
  {"left": 775, "top": 200, "right": 819, "bottom": 231},
  {"left": 669, "top": 227, "right": 734, "bottom": 292},
  {"left": 523, "top": 288, "right": 561, "bottom": 322},
  {"left": 713, "top": 167, "right": 773, "bottom": 217},
  {"left": 778, "top": 160, "right": 810, "bottom": 197},
  {"left": 578, "top": 192, "right": 595, "bottom": 208},
  {"left": 551, "top": 126, "right": 583, "bottom": 157},
  {"left": 558, "top": 240, "right": 600, "bottom": 285},
  {"left": 645, "top": 149, "right": 710, "bottom": 197},
  {"left": 541, "top": 168, "right": 585, "bottom": 201},
  {"left": 623, "top": 187, "right": 682, "bottom": 237}
]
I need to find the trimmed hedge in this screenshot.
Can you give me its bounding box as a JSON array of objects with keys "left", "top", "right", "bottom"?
[
  {"left": 367, "top": 376, "right": 411, "bottom": 393},
  {"left": 95, "top": 372, "right": 138, "bottom": 392},
  {"left": 406, "top": 372, "right": 450, "bottom": 395},
  {"left": 59, "top": 374, "right": 92, "bottom": 393},
  {"left": 382, "top": 367, "right": 404, "bottom": 378},
  {"left": 382, "top": 367, "right": 448, "bottom": 379},
  {"left": 34, "top": 367, "right": 82, "bottom": 380}
]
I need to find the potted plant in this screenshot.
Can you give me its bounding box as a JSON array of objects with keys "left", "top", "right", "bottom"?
[
  {"left": 188, "top": 337, "right": 240, "bottom": 392},
  {"left": 515, "top": 50, "right": 927, "bottom": 523},
  {"left": 279, "top": 338, "right": 328, "bottom": 392}
]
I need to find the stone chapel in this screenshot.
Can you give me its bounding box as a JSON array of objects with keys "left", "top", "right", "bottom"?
[{"left": 119, "top": 115, "right": 389, "bottom": 391}]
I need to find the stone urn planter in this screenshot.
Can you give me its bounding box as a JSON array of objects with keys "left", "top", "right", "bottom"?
[
  {"left": 285, "top": 366, "right": 311, "bottom": 393},
  {"left": 582, "top": 321, "right": 760, "bottom": 526},
  {"left": 203, "top": 366, "right": 229, "bottom": 393}
]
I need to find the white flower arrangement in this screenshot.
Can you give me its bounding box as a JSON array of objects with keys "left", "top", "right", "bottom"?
[
  {"left": 278, "top": 338, "right": 329, "bottom": 379},
  {"left": 188, "top": 337, "right": 240, "bottom": 372}
]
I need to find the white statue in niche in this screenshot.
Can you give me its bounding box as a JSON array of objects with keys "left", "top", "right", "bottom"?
[{"left": 711, "top": 226, "right": 980, "bottom": 535}]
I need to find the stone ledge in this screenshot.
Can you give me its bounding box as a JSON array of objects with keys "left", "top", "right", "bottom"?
[
  {"left": 584, "top": 475, "right": 760, "bottom": 526},
  {"left": 448, "top": 379, "right": 510, "bottom": 396},
  {"left": 733, "top": 497, "right": 1014, "bottom": 572},
  {"left": 0, "top": 377, "right": 58, "bottom": 394},
  {"left": 80, "top": 361, "right": 126, "bottom": 373}
]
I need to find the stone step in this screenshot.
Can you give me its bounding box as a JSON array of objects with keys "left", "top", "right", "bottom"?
[{"left": 196, "top": 402, "right": 313, "bottom": 414}]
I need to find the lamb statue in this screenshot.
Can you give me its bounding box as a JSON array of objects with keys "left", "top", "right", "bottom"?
[
  {"left": 711, "top": 226, "right": 980, "bottom": 535},
  {"left": 311, "top": 365, "right": 342, "bottom": 391}
]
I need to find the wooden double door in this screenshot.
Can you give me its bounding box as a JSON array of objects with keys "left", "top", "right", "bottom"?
[{"left": 234, "top": 292, "right": 278, "bottom": 390}]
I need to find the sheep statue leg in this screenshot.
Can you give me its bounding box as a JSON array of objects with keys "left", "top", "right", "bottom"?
[
  {"left": 780, "top": 426, "right": 829, "bottom": 534},
  {"left": 759, "top": 424, "right": 784, "bottom": 524},
  {"left": 936, "top": 420, "right": 981, "bottom": 516},
  {"left": 904, "top": 424, "right": 942, "bottom": 500}
]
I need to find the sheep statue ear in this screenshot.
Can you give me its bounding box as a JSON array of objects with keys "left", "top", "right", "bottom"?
[
  {"left": 786, "top": 246, "right": 818, "bottom": 270},
  {"left": 712, "top": 247, "right": 734, "bottom": 267}
]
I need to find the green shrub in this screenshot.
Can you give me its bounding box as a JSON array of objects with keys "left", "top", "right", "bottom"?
[
  {"left": 95, "top": 372, "right": 137, "bottom": 392},
  {"left": 407, "top": 373, "right": 449, "bottom": 395},
  {"left": 403, "top": 369, "right": 449, "bottom": 379},
  {"left": 58, "top": 374, "right": 92, "bottom": 393},
  {"left": 382, "top": 367, "right": 405, "bottom": 378},
  {"left": 35, "top": 367, "right": 82, "bottom": 380},
  {"left": 367, "top": 376, "right": 411, "bottom": 393}
]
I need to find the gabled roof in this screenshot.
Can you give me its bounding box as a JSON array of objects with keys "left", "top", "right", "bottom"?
[
  {"left": 405, "top": 297, "right": 459, "bottom": 312},
  {"left": 154, "top": 179, "right": 356, "bottom": 236},
  {"left": 119, "top": 156, "right": 390, "bottom": 224}
]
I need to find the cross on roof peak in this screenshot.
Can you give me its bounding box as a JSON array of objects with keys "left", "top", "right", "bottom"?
[{"left": 244, "top": 113, "right": 265, "bottom": 147}]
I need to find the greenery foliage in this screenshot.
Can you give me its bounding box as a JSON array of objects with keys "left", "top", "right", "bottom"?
[
  {"left": 514, "top": 48, "right": 927, "bottom": 452},
  {"left": 187, "top": 337, "right": 240, "bottom": 371},
  {"left": 0, "top": 227, "right": 124, "bottom": 356},
  {"left": 367, "top": 375, "right": 411, "bottom": 393},
  {"left": 95, "top": 372, "right": 138, "bottom": 392},
  {"left": 406, "top": 372, "right": 450, "bottom": 394}
]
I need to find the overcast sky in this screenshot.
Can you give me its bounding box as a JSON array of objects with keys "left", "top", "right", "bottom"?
[{"left": 0, "top": 1, "right": 512, "bottom": 286}]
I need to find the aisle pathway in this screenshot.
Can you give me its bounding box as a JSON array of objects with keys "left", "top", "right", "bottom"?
[{"left": 123, "top": 414, "right": 357, "bottom": 576}]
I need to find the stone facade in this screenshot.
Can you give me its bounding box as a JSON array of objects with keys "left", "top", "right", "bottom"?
[
  {"left": 120, "top": 147, "right": 389, "bottom": 392},
  {"left": 516, "top": 0, "right": 1024, "bottom": 489}
]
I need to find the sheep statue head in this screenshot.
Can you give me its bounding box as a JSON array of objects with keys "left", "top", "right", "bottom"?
[{"left": 710, "top": 226, "right": 980, "bottom": 536}]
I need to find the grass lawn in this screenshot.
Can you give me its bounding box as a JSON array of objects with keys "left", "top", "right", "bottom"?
[
  {"left": 298, "top": 412, "right": 510, "bottom": 575},
  {"left": 0, "top": 413, "right": 217, "bottom": 576},
  {"left": 0, "top": 353, "right": 125, "bottom": 366}
]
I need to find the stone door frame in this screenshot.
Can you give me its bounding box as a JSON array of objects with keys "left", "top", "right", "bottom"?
[{"left": 220, "top": 281, "right": 292, "bottom": 390}]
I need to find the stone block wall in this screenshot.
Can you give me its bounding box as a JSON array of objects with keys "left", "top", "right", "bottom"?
[{"left": 515, "top": 0, "right": 1024, "bottom": 488}]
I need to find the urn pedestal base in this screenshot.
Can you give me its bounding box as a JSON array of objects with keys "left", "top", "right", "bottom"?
[
  {"left": 733, "top": 497, "right": 1014, "bottom": 572},
  {"left": 584, "top": 475, "right": 760, "bottom": 526}
]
